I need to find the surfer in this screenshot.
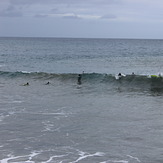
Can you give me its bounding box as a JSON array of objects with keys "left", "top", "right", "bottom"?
[
  {"left": 45, "top": 82, "right": 50, "bottom": 85},
  {"left": 23, "top": 82, "right": 29, "bottom": 86},
  {"left": 118, "top": 73, "right": 122, "bottom": 77},
  {"left": 117, "top": 73, "right": 125, "bottom": 80},
  {"left": 77, "top": 74, "right": 82, "bottom": 85}
]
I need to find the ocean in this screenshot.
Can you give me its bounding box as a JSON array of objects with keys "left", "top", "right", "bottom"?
[{"left": 0, "top": 37, "right": 163, "bottom": 163}]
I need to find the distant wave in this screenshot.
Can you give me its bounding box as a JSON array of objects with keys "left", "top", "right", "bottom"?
[
  {"left": 0, "top": 71, "right": 163, "bottom": 89},
  {"left": 0, "top": 71, "right": 79, "bottom": 80}
]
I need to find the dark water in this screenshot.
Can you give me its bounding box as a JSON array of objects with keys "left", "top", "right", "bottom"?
[{"left": 0, "top": 37, "right": 163, "bottom": 163}]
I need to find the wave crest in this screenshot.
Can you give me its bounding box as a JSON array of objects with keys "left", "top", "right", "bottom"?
[{"left": 0, "top": 71, "right": 163, "bottom": 88}]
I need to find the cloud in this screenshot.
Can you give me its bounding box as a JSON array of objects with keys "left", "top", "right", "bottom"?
[
  {"left": 61, "top": 14, "right": 101, "bottom": 20},
  {"left": 1, "top": 0, "right": 163, "bottom": 22},
  {"left": 0, "top": 0, "right": 132, "bottom": 21},
  {"left": 9, "top": 0, "right": 120, "bottom": 5},
  {"left": 100, "top": 14, "right": 117, "bottom": 20},
  {"left": 34, "top": 14, "right": 49, "bottom": 18},
  {"left": 1, "top": 0, "right": 163, "bottom": 39},
  {"left": 0, "top": 5, "right": 23, "bottom": 17},
  {"left": 1, "top": 0, "right": 122, "bottom": 18},
  {"left": 62, "top": 14, "right": 81, "bottom": 19}
]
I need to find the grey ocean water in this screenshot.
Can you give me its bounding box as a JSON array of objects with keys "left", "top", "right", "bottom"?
[{"left": 0, "top": 37, "right": 163, "bottom": 163}]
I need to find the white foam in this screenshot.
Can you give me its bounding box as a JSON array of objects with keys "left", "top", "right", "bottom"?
[
  {"left": 113, "top": 161, "right": 128, "bottom": 163},
  {"left": 0, "top": 100, "right": 23, "bottom": 104},
  {"left": 0, "top": 114, "right": 10, "bottom": 122},
  {"left": 0, "top": 152, "right": 39, "bottom": 163},
  {"left": 100, "top": 160, "right": 128, "bottom": 163},
  {"left": 0, "top": 64, "right": 5, "bottom": 67},
  {"left": 70, "top": 150, "right": 105, "bottom": 163},
  {"left": 42, "top": 154, "right": 68, "bottom": 163},
  {"left": 127, "top": 155, "right": 141, "bottom": 162},
  {"left": 20, "top": 71, "right": 31, "bottom": 74},
  {"left": 21, "top": 112, "right": 70, "bottom": 116},
  {"left": 12, "top": 100, "right": 23, "bottom": 103},
  {"left": 100, "top": 156, "right": 140, "bottom": 163},
  {"left": 0, "top": 115, "right": 5, "bottom": 122},
  {"left": 42, "top": 121, "right": 55, "bottom": 132}
]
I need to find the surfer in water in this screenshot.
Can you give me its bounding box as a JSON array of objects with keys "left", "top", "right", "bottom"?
[
  {"left": 118, "top": 73, "right": 122, "bottom": 77},
  {"left": 23, "top": 82, "right": 29, "bottom": 86},
  {"left": 118, "top": 73, "right": 122, "bottom": 79},
  {"left": 45, "top": 82, "right": 50, "bottom": 85},
  {"left": 117, "top": 73, "right": 125, "bottom": 80},
  {"left": 77, "top": 74, "right": 82, "bottom": 85}
]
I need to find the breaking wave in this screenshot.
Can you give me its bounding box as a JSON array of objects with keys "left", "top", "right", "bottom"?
[{"left": 0, "top": 71, "right": 163, "bottom": 89}]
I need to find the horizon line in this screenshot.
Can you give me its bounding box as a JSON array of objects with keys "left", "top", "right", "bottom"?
[{"left": 0, "top": 36, "right": 163, "bottom": 40}]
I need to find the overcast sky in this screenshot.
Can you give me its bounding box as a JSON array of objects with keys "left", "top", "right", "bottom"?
[{"left": 1, "top": 0, "right": 163, "bottom": 39}]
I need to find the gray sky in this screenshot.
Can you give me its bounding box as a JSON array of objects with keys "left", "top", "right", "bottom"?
[{"left": 1, "top": 0, "right": 163, "bottom": 39}]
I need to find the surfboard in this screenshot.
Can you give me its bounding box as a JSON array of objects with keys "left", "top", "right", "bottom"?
[
  {"left": 151, "top": 75, "right": 161, "bottom": 78},
  {"left": 115, "top": 73, "right": 126, "bottom": 80}
]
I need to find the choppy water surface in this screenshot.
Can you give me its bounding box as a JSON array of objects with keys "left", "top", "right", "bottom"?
[{"left": 0, "top": 37, "right": 163, "bottom": 163}]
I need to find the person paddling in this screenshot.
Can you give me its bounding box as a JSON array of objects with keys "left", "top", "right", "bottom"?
[
  {"left": 23, "top": 82, "right": 29, "bottom": 86},
  {"left": 77, "top": 74, "right": 82, "bottom": 85}
]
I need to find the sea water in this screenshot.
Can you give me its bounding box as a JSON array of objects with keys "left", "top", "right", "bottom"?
[{"left": 0, "top": 37, "right": 163, "bottom": 163}]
